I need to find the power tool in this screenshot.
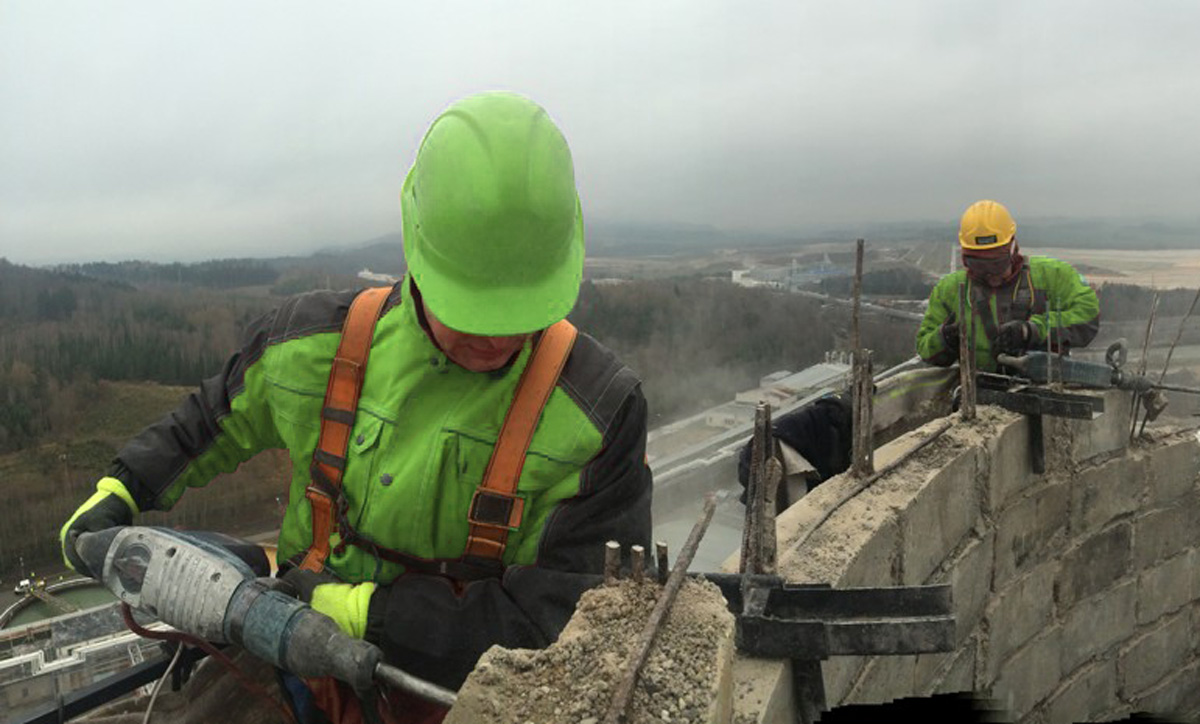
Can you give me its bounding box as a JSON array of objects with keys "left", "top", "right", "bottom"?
[
  {"left": 995, "top": 341, "right": 1200, "bottom": 421},
  {"left": 76, "top": 526, "right": 456, "bottom": 707}
]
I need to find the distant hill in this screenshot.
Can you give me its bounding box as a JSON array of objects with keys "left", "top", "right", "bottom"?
[
  {"left": 25, "top": 215, "right": 1200, "bottom": 292},
  {"left": 285, "top": 233, "right": 407, "bottom": 276},
  {"left": 802, "top": 217, "right": 1200, "bottom": 250}
]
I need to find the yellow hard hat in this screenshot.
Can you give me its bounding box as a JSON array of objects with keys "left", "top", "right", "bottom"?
[{"left": 958, "top": 200, "right": 1016, "bottom": 251}]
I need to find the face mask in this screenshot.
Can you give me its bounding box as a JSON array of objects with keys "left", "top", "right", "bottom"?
[{"left": 963, "top": 251, "right": 1014, "bottom": 286}]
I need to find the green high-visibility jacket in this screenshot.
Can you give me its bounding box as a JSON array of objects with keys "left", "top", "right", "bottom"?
[
  {"left": 916, "top": 256, "right": 1100, "bottom": 372},
  {"left": 106, "top": 277, "right": 652, "bottom": 688}
]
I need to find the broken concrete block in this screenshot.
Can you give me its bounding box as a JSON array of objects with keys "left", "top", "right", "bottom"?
[{"left": 445, "top": 578, "right": 735, "bottom": 724}]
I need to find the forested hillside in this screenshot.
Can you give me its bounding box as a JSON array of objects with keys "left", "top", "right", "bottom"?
[
  {"left": 570, "top": 279, "right": 917, "bottom": 419},
  {"left": 0, "top": 260, "right": 280, "bottom": 452},
  {"left": 1094, "top": 283, "right": 1199, "bottom": 321}
]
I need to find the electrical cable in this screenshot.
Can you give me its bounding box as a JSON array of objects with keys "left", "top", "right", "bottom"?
[
  {"left": 142, "top": 642, "right": 183, "bottom": 724},
  {"left": 121, "top": 603, "right": 298, "bottom": 724}
]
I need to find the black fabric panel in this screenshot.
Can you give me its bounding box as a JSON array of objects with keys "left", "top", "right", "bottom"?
[
  {"left": 364, "top": 569, "right": 601, "bottom": 690},
  {"left": 736, "top": 393, "right": 854, "bottom": 490},
  {"left": 558, "top": 331, "right": 640, "bottom": 437},
  {"left": 1051, "top": 314, "right": 1101, "bottom": 351},
  {"left": 536, "top": 387, "right": 653, "bottom": 570}
]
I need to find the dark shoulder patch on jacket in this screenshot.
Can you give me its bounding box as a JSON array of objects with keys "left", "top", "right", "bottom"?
[
  {"left": 245, "top": 285, "right": 402, "bottom": 375},
  {"left": 230, "top": 284, "right": 402, "bottom": 397},
  {"left": 266, "top": 285, "right": 403, "bottom": 347},
  {"left": 558, "top": 332, "right": 641, "bottom": 438}
]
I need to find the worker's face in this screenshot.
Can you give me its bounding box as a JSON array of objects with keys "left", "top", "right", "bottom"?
[
  {"left": 962, "top": 245, "right": 1015, "bottom": 287},
  {"left": 423, "top": 301, "right": 531, "bottom": 372}
]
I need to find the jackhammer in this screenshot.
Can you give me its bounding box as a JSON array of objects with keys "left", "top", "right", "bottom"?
[
  {"left": 75, "top": 526, "right": 457, "bottom": 712},
  {"left": 995, "top": 340, "right": 1200, "bottom": 421}
]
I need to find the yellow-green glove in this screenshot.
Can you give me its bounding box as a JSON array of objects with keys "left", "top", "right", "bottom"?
[
  {"left": 60, "top": 477, "right": 139, "bottom": 577},
  {"left": 280, "top": 568, "right": 376, "bottom": 639}
]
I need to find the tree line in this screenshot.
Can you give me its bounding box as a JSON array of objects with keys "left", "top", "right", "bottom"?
[
  {"left": 569, "top": 278, "right": 917, "bottom": 421},
  {"left": 0, "top": 260, "right": 278, "bottom": 452},
  {"left": 53, "top": 258, "right": 281, "bottom": 289},
  {"left": 1094, "top": 282, "right": 1199, "bottom": 322}
]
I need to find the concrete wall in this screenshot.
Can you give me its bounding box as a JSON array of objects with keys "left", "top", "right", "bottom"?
[{"left": 734, "top": 391, "right": 1200, "bottom": 723}]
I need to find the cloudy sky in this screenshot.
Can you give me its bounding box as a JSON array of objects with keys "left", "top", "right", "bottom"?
[{"left": 2, "top": 1, "right": 1198, "bottom": 264}]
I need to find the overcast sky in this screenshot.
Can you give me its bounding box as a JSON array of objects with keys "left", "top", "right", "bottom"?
[{"left": 2, "top": 1, "right": 1199, "bottom": 264}]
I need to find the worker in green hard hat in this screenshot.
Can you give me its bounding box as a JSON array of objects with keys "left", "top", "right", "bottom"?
[{"left": 60, "top": 91, "right": 652, "bottom": 724}]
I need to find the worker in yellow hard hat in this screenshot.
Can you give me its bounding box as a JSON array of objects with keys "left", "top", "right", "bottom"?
[{"left": 916, "top": 200, "right": 1100, "bottom": 371}]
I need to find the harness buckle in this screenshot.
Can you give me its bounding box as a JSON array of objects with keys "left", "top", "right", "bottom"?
[{"left": 468, "top": 489, "right": 525, "bottom": 531}]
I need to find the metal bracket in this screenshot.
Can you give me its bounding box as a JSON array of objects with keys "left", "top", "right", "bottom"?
[
  {"left": 975, "top": 375, "right": 1105, "bottom": 420},
  {"left": 976, "top": 373, "right": 1105, "bottom": 474},
  {"left": 704, "top": 573, "right": 955, "bottom": 724},
  {"left": 704, "top": 574, "right": 955, "bottom": 658}
]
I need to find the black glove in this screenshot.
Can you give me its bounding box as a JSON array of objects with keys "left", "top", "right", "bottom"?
[
  {"left": 60, "top": 478, "right": 137, "bottom": 578},
  {"left": 995, "top": 320, "right": 1037, "bottom": 356},
  {"left": 277, "top": 567, "right": 341, "bottom": 602},
  {"left": 940, "top": 322, "right": 960, "bottom": 351}
]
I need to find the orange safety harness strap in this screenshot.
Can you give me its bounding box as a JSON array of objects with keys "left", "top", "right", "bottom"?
[
  {"left": 299, "top": 302, "right": 577, "bottom": 577},
  {"left": 463, "top": 319, "right": 577, "bottom": 563},
  {"left": 298, "top": 285, "right": 392, "bottom": 573}
]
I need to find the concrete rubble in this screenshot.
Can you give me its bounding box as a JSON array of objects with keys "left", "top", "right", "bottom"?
[{"left": 445, "top": 577, "right": 735, "bottom": 724}]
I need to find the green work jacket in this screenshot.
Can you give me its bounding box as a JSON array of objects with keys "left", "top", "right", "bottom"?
[
  {"left": 107, "top": 278, "right": 652, "bottom": 687},
  {"left": 916, "top": 256, "right": 1100, "bottom": 372}
]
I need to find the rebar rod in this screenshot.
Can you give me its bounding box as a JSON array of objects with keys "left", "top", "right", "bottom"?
[
  {"left": 851, "top": 238, "right": 864, "bottom": 354},
  {"left": 655, "top": 541, "right": 669, "bottom": 585},
  {"left": 790, "top": 419, "right": 953, "bottom": 555},
  {"left": 850, "top": 240, "right": 872, "bottom": 473},
  {"left": 604, "top": 541, "right": 621, "bottom": 585},
  {"left": 1154, "top": 286, "right": 1200, "bottom": 386},
  {"left": 630, "top": 545, "right": 645, "bottom": 583},
  {"left": 1046, "top": 295, "right": 1053, "bottom": 382},
  {"left": 958, "top": 283, "right": 976, "bottom": 420},
  {"left": 1130, "top": 293, "right": 1160, "bottom": 442},
  {"left": 1139, "top": 287, "right": 1200, "bottom": 436},
  {"left": 602, "top": 494, "right": 718, "bottom": 724},
  {"left": 741, "top": 402, "right": 773, "bottom": 574}
]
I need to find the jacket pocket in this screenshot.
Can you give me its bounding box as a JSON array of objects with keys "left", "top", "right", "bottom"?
[
  {"left": 345, "top": 415, "right": 387, "bottom": 523},
  {"left": 452, "top": 431, "right": 580, "bottom": 496}
]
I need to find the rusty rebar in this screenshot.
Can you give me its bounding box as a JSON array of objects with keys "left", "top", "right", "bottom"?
[
  {"left": 1139, "top": 286, "right": 1200, "bottom": 437},
  {"left": 1046, "top": 294, "right": 1053, "bottom": 380},
  {"left": 655, "top": 541, "right": 669, "bottom": 585},
  {"left": 958, "top": 283, "right": 976, "bottom": 420},
  {"left": 852, "top": 349, "right": 875, "bottom": 475},
  {"left": 630, "top": 545, "right": 645, "bottom": 583},
  {"left": 743, "top": 402, "right": 782, "bottom": 576},
  {"left": 1130, "top": 293, "right": 1160, "bottom": 442},
  {"left": 602, "top": 494, "right": 718, "bottom": 724},
  {"left": 851, "top": 238, "right": 864, "bottom": 354},
  {"left": 604, "top": 541, "right": 621, "bottom": 585},
  {"left": 1155, "top": 287, "right": 1200, "bottom": 386},
  {"left": 759, "top": 457, "right": 782, "bottom": 575},
  {"left": 791, "top": 418, "right": 954, "bottom": 553},
  {"left": 741, "top": 402, "right": 774, "bottom": 574},
  {"left": 850, "top": 240, "right": 872, "bottom": 476}
]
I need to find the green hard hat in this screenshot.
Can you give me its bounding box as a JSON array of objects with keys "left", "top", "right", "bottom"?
[{"left": 401, "top": 91, "right": 584, "bottom": 335}]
